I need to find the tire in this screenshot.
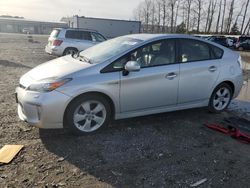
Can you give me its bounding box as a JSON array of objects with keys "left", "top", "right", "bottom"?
[
  {"left": 63, "top": 48, "right": 78, "bottom": 56},
  {"left": 208, "top": 83, "right": 233, "bottom": 113},
  {"left": 238, "top": 47, "right": 244, "bottom": 51},
  {"left": 64, "top": 94, "right": 111, "bottom": 135}
]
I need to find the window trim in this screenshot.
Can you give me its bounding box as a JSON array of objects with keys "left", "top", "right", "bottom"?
[{"left": 101, "top": 39, "right": 178, "bottom": 73}]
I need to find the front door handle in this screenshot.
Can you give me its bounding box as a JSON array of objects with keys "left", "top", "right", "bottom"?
[
  {"left": 166, "top": 72, "right": 177, "bottom": 80},
  {"left": 209, "top": 66, "right": 217, "bottom": 72}
]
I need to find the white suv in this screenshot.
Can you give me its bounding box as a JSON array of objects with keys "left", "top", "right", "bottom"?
[{"left": 45, "top": 28, "right": 107, "bottom": 56}]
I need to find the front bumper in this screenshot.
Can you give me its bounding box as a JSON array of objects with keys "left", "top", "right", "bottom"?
[{"left": 16, "top": 87, "right": 71, "bottom": 129}]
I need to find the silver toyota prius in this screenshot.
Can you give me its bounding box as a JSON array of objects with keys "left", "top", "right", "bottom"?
[{"left": 16, "top": 34, "right": 244, "bottom": 134}]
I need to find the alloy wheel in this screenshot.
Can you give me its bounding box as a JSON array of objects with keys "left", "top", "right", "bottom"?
[
  {"left": 73, "top": 100, "right": 107, "bottom": 132},
  {"left": 213, "top": 87, "right": 231, "bottom": 111}
]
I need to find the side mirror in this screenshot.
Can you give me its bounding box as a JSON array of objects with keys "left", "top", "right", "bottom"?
[{"left": 124, "top": 61, "right": 141, "bottom": 72}]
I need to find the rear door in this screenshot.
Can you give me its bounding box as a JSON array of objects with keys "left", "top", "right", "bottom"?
[
  {"left": 78, "top": 31, "right": 95, "bottom": 50},
  {"left": 64, "top": 30, "right": 93, "bottom": 50},
  {"left": 177, "top": 39, "right": 222, "bottom": 104}
]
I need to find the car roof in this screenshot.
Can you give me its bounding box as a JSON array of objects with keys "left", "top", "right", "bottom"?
[
  {"left": 53, "top": 27, "right": 98, "bottom": 32},
  {"left": 125, "top": 33, "right": 196, "bottom": 41},
  {"left": 121, "top": 33, "right": 232, "bottom": 52}
]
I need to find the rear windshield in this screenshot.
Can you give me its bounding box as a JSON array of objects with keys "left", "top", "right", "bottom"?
[{"left": 50, "top": 29, "right": 60, "bottom": 38}]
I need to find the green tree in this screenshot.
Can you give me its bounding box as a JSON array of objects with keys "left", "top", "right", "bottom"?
[
  {"left": 230, "top": 23, "right": 240, "bottom": 35},
  {"left": 176, "top": 22, "right": 186, "bottom": 33}
]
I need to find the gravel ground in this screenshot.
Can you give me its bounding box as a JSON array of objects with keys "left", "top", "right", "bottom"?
[{"left": 0, "top": 33, "right": 250, "bottom": 188}]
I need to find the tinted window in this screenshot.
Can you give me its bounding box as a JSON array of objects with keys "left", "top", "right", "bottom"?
[
  {"left": 239, "top": 37, "right": 250, "bottom": 42},
  {"left": 81, "top": 31, "right": 92, "bottom": 41},
  {"left": 91, "top": 32, "right": 106, "bottom": 42},
  {"left": 179, "top": 39, "right": 210, "bottom": 62},
  {"left": 65, "top": 30, "right": 81, "bottom": 39},
  {"left": 112, "top": 40, "right": 176, "bottom": 69},
  {"left": 65, "top": 30, "right": 92, "bottom": 40}
]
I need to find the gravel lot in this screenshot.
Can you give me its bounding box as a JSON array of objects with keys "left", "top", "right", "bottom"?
[{"left": 0, "top": 33, "right": 250, "bottom": 188}]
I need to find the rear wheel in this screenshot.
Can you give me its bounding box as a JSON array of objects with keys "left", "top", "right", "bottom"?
[
  {"left": 238, "top": 47, "right": 244, "bottom": 51},
  {"left": 208, "top": 83, "right": 232, "bottom": 113},
  {"left": 65, "top": 94, "right": 111, "bottom": 135},
  {"left": 63, "top": 48, "right": 78, "bottom": 56}
]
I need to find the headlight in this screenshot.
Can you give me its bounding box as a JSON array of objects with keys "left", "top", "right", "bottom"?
[{"left": 27, "top": 78, "right": 72, "bottom": 92}]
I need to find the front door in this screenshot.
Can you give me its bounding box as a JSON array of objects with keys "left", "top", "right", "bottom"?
[{"left": 120, "top": 39, "right": 179, "bottom": 112}]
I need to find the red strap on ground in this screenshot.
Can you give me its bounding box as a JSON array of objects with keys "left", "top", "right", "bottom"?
[{"left": 205, "top": 124, "right": 250, "bottom": 144}]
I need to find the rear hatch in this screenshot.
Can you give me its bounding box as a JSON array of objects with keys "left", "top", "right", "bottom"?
[{"left": 48, "top": 29, "right": 61, "bottom": 46}]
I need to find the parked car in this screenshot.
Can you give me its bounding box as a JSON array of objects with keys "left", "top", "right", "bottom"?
[
  {"left": 17, "top": 34, "right": 243, "bottom": 134},
  {"left": 235, "top": 35, "right": 250, "bottom": 49},
  {"left": 227, "top": 37, "right": 237, "bottom": 47},
  {"left": 235, "top": 39, "right": 250, "bottom": 51},
  {"left": 207, "top": 36, "right": 229, "bottom": 47},
  {"left": 45, "top": 28, "right": 107, "bottom": 56},
  {"left": 22, "top": 28, "right": 33, "bottom": 34}
]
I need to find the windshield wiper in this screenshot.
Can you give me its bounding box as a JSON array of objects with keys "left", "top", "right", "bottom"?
[{"left": 78, "top": 55, "right": 92, "bottom": 64}]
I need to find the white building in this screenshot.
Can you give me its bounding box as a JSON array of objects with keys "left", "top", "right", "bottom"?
[{"left": 62, "top": 16, "right": 141, "bottom": 38}]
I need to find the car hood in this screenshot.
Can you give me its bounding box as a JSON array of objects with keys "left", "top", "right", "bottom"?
[{"left": 20, "top": 55, "right": 92, "bottom": 87}]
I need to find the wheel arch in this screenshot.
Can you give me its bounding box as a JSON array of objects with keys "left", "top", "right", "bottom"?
[
  {"left": 213, "top": 80, "right": 235, "bottom": 96},
  {"left": 63, "top": 47, "right": 78, "bottom": 55},
  {"left": 63, "top": 91, "right": 116, "bottom": 128}
]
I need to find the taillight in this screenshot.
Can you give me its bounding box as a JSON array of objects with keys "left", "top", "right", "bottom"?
[{"left": 52, "top": 40, "right": 63, "bottom": 46}]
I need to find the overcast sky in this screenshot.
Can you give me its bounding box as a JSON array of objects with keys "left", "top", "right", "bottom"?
[{"left": 0, "top": 0, "right": 142, "bottom": 22}]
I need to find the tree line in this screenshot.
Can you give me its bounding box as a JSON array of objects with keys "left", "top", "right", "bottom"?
[{"left": 133, "top": 0, "right": 250, "bottom": 35}]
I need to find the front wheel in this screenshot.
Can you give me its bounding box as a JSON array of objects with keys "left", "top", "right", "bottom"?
[
  {"left": 208, "top": 83, "right": 232, "bottom": 113},
  {"left": 65, "top": 94, "right": 111, "bottom": 135}
]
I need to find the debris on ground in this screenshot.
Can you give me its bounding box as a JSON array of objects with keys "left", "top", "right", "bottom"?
[
  {"left": 0, "top": 145, "right": 24, "bottom": 163},
  {"left": 190, "top": 178, "right": 207, "bottom": 187},
  {"left": 111, "top": 170, "right": 122, "bottom": 176},
  {"left": 206, "top": 123, "right": 250, "bottom": 144},
  {"left": 57, "top": 157, "right": 65, "bottom": 162}
]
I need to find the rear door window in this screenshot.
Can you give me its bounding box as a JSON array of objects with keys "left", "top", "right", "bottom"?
[
  {"left": 65, "top": 30, "right": 81, "bottom": 39},
  {"left": 179, "top": 39, "right": 210, "bottom": 62}
]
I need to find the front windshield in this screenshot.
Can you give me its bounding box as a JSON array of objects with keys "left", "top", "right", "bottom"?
[{"left": 79, "top": 36, "right": 143, "bottom": 64}]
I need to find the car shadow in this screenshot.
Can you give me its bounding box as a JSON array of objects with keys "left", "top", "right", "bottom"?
[
  {"left": 39, "top": 107, "right": 226, "bottom": 187},
  {"left": 0, "top": 60, "right": 31, "bottom": 69}
]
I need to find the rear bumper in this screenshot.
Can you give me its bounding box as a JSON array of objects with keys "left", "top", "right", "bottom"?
[
  {"left": 232, "top": 74, "right": 244, "bottom": 99},
  {"left": 16, "top": 87, "right": 71, "bottom": 129},
  {"left": 45, "top": 45, "right": 63, "bottom": 56}
]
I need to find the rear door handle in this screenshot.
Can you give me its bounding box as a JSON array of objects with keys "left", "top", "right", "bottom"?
[
  {"left": 166, "top": 72, "right": 177, "bottom": 80},
  {"left": 209, "top": 66, "right": 217, "bottom": 72}
]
